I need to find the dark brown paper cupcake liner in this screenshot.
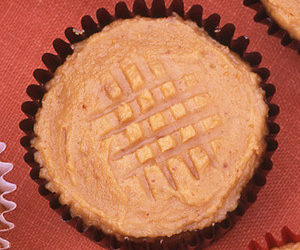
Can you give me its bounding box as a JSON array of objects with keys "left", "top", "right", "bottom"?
[
  {"left": 249, "top": 227, "right": 300, "bottom": 250},
  {"left": 19, "top": 0, "right": 280, "bottom": 249},
  {"left": 243, "top": 0, "right": 300, "bottom": 54}
]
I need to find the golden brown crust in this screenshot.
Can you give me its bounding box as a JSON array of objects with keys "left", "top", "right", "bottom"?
[
  {"left": 261, "top": 0, "right": 300, "bottom": 40},
  {"left": 33, "top": 16, "right": 268, "bottom": 238}
]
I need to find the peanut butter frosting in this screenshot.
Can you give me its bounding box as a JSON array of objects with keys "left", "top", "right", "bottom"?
[
  {"left": 33, "top": 16, "right": 268, "bottom": 238},
  {"left": 261, "top": 0, "right": 300, "bottom": 40}
]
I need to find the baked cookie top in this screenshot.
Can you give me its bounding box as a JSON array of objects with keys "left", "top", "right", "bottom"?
[{"left": 33, "top": 16, "right": 268, "bottom": 238}]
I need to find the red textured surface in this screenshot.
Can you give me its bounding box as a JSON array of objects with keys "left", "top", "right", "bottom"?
[{"left": 0, "top": 0, "right": 299, "bottom": 249}]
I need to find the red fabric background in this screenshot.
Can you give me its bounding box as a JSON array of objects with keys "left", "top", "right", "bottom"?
[{"left": 0, "top": 0, "right": 299, "bottom": 249}]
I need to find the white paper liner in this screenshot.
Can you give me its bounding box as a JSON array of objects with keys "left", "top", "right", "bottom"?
[{"left": 0, "top": 142, "right": 16, "bottom": 249}]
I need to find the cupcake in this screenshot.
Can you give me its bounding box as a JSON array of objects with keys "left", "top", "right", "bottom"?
[
  {"left": 0, "top": 142, "right": 16, "bottom": 249},
  {"left": 271, "top": 243, "right": 300, "bottom": 250},
  {"left": 20, "top": 0, "right": 279, "bottom": 249},
  {"left": 260, "top": 0, "right": 300, "bottom": 41},
  {"left": 244, "top": 0, "right": 300, "bottom": 52},
  {"left": 249, "top": 227, "right": 300, "bottom": 250}
]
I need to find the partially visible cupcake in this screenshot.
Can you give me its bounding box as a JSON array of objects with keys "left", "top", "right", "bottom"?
[
  {"left": 260, "top": 0, "right": 300, "bottom": 41},
  {"left": 244, "top": 0, "right": 300, "bottom": 52},
  {"left": 249, "top": 227, "right": 300, "bottom": 250},
  {"left": 0, "top": 142, "right": 17, "bottom": 249},
  {"left": 20, "top": 0, "right": 280, "bottom": 249},
  {"left": 271, "top": 242, "right": 300, "bottom": 250}
]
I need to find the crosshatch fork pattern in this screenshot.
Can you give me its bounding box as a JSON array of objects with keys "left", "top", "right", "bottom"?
[{"left": 90, "top": 55, "right": 224, "bottom": 198}]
